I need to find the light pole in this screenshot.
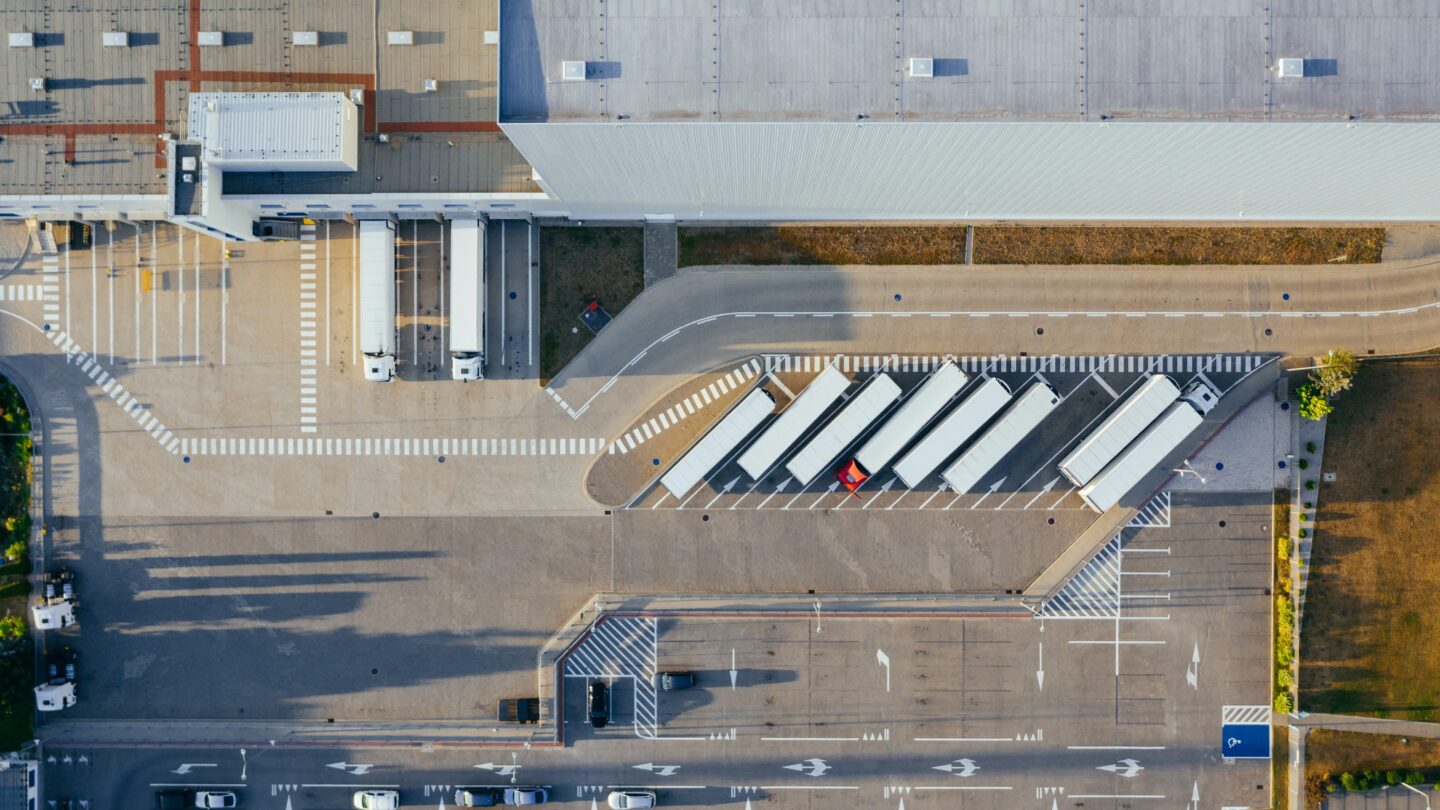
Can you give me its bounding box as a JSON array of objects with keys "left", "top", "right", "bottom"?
[
  {"left": 1174, "top": 459, "right": 1207, "bottom": 484},
  {"left": 1401, "top": 781, "right": 1432, "bottom": 810}
]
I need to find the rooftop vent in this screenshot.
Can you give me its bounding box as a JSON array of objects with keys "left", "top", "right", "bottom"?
[
  {"left": 292, "top": 31, "right": 319, "bottom": 47},
  {"left": 103, "top": 31, "right": 129, "bottom": 48},
  {"left": 197, "top": 31, "right": 223, "bottom": 47},
  {"left": 349, "top": 88, "right": 365, "bottom": 105},
  {"left": 423, "top": 79, "right": 439, "bottom": 93},
  {"left": 1276, "top": 58, "right": 1305, "bottom": 78},
  {"left": 28, "top": 77, "right": 45, "bottom": 92},
  {"left": 562, "top": 61, "right": 588, "bottom": 82},
  {"left": 8, "top": 32, "right": 34, "bottom": 48},
  {"left": 387, "top": 31, "right": 414, "bottom": 46},
  {"left": 484, "top": 30, "right": 499, "bottom": 46},
  {"left": 909, "top": 57, "right": 934, "bottom": 78}
]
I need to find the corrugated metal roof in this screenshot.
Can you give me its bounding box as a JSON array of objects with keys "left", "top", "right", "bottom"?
[{"left": 503, "top": 120, "right": 1440, "bottom": 221}]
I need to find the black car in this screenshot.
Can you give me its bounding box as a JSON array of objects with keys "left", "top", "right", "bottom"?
[
  {"left": 658, "top": 671, "right": 695, "bottom": 691},
  {"left": 155, "top": 789, "right": 193, "bottom": 810},
  {"left": 588, "top": 680, "right": 609, "bottom": 728}
]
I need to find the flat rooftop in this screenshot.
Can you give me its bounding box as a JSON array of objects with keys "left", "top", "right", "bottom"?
[
  {"left": 0, "top": 0, "right": 537, "bottom": 197},
  {"left": 501, "top": 0, "right": 1440, "bottom": 123}
]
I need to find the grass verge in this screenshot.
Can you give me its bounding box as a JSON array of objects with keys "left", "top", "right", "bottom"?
[
  {"left": 0, "top": 375, "right": 31, "bottom": 750},
  {"left": 1273, "top": 727, "right": 1290, "bottom": 809},
  {"left": 676, "top": 225, "right": 1386, "bottom": 267},
  {"left": 1306, "top": 730, "right": 1440, "bottom": 808},
  {"left": 538, "top": 226, "right": 644, "bottom": 383},
  {"left": 1299, "top": 355, "right": 1440, "bottom": 719}
]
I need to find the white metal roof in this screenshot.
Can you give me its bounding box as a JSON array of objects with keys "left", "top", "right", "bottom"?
[
  {"left": 737, "top": 365, "right": 850, "bottom": 480},
  {"left": 892, "top": 377, "right": 1011, "bottom": 490},
  {"left": 1079, "top": 401, "right": 1205, "bottom": 513},
  {"left": 1058, "top": 374, "right": 1181, "bottom": 487},
  {"left": 942, "top": 382, "right": 1060, "bottom": 495},
  {"left": 662, "top": 387, "right": 776, "bottom": 499},
  {"left": 854, "top": 362, "right": 967, "bottom": 475},
  {"left": 502, "top": 121, "right": 1440, "bottom": 221},
  {"left": 786, "top": 373, "right": 902, "bottom": 485},
  {"left": 188, "top": 92, "right": 359, "bottom": 172}
]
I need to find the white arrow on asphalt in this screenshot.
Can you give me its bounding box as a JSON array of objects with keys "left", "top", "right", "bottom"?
[
  {"left": 703, "top": 477, "right": 741, "bottom": 509},
  {"left": 437, "top": 796, "right": 446, "bottom": 809},
  {"left": 633, "top": 763, "right": 682, "bottom": 777},
  {"left": 810, "top": 480, "right": 841, "bottom": 509},
  {"left": 474, "top": 763, "right": 520, "bottom": 776},
  {"left": 1036, "top": 642, "right": 1045, "bottom": 690},
  {"left": 591, "top": 800, "right": 598, "bottom": 810},
  {"left": 783, "top": 758, "right": 831, "bottom": 778},
  {"left": 753, "top": 476, "right": 792, "bottom": 510},
  {"left": 876, "top": 649, "right": 891, "bottom": 692},
  {"left": 1186, "top": 642, "right": 1200, "bottom": 689},
  {"left": 327, "top": 762, "right": 374, "bottom": 776},
  {"left": 285, "top": 798, "right": 292, "bottom": 810},
  {"left": 171, "top": 763, "right": 217, "bottom": 775},
  {"left": 862, "top": 477, "right": 895, "bottom": 510},
  {"left": 916, "top": 482, "right": 948, "bottom": 510},
  {"left": 1097, "top": 759, "right": 1143, "bottom": 779},
  {"left": 1023, "top": 477, "right": 1061, "bottom": 510},
  {"left": 1190, "top": 780, "right": 1200, "bottom": 808},
  {"left": 932, "top": 759, "right": 980, "bottom": 777},
  {"left": 745, "top": 800, "right": 752, "bottom": 810},
  {"left": 970, "top": 477, "right": 1006, "bottom": 510},
  {"left": 730, "top": 649, "right": 738, "bottom": 690}
]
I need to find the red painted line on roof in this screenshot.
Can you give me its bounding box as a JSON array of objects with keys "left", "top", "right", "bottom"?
[
  {"left": 188, "top": 0, "right": 203, "bottom": 91},
  {"left": 376, "top": 121, "right": 502, "bottom": 133}
]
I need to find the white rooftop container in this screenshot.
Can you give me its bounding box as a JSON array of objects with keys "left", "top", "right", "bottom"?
[
  {"left": 562, "top": 61, "right": 588, "bottom": 81},
  {"left": 102, "top": 31, "right": 128, "bottom": 47},
  {"left": 662, "top": 388, "right": 776, "bottom": 499},
  {"left": 854, "top": 362, "right": 967, "bottom": 475},
  {"left": 197, "top": 31, "right": 224, "bottom": 47},
  {"left": 892, "top": 377, "right": 1011, "bottom": 489},
  {"left": 188, "top": 92, "right": 359, "bottom": 172},
  {"left": 292, "top": 31, "right": 319, "bottom": 46},
  {"left": 942, "top": 382, "right": 1060, "bottom": 494},
  {"left": 1058, "top": 374, "right": 1181, "bottom": 487},
  {"left": 737, "top": 365, "right": 849, "bottom": 480},
  {"left": 9, "top": 32, "right": 34, "bottom": 48},
  {"left": 1078, "top": 398, "right": 1208, "bottom": 513},
  {"left": 909, "top": 57, "right": 934, "bottom": 78},
  {"left": 387, "top": 30, "right": 415, "bottom": 46},
  {"left": 786, "top": 374, "right": 902, "bottom": 485}
]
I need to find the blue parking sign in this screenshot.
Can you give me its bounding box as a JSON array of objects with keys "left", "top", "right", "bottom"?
[{"left": 1222, "top": 723, "right": 1271, "bottom": 759}]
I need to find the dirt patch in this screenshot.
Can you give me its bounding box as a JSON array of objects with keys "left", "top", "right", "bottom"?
[
  {"left": 539, "top": 226, "right": 644, "bottom": 382},
  {"left": 1300, "top": 355, "right": 1440, "bottom": 719},
  {"left": 679, "top": 226, "right": 970, "bottom": 267},
  {"left": 1272, "top": 727, "right": 1289, "bottom": 810},
  {"left": 973, "top": 226, "right": 1385, "bottom": 265},
  {"left": 1305, "top": 730, "right": 1440, "bottom": 808}
]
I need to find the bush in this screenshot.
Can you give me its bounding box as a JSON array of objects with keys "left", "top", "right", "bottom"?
[
  {"left": 1298, "top": 458, "right": 1310, "bottom": 470},
  {"left": 1405, "top": 772, "right": 1425, "bottom": 785},
  {"left": 0, "top": 615, "right": 22, "bottom": 640},
  {"left": 1275, "top": 691, "right": 1294, "bottom": 712},
  {"left": 1298, "top": 528, "right": 1309, "bottom": 539},
  {"left": 2, "top": 541, "right": 22, "bottom": 564},
  {"left": 1298, "top": 383, "right": 1334, "bottom": 421},
  {"left": 1278, "top": 534, "right": 1292, "bottom": 560},
  {"left": 1305, "top": 479, "right": 1317, "bottom": 491},
  {"left": 1304, "top": 501, "right": 1313, "bottom": 509},
  {"left": 1299, "top": 513, "right": 1308, "bottom": 523},
  {"left": 1307, "top": 441, "right": 1318, "bottom": 454},
  {"left": 1341, "top": 772, "right": 1363, "bottom": 792}
]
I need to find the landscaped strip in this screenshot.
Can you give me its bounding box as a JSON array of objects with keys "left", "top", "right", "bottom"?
[
  {"left": 1274, "top": 492, "right": 1295, "bottom": 713},
  {"left": 0, "top": 375, "right": 32, "bottom": 750},
  {"left": 539, "top": 226, "right": 645, "bottom": 382},
  {"left": 1305, "top": 730, "right": 1440, "bottom": 808}
]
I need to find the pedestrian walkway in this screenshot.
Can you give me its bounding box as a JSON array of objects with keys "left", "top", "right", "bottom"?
[{"left": 643, "top": 219, "right": 678, "bottom": 288}]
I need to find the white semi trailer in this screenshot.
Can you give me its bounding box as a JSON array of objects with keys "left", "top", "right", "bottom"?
[
  {"left": 359, "top": 220, "right": 398, "bottom": 382},
  {"left": 892, "top": 377, "right": 1011, "bottom": 489},
  {"left": 1058, "top": 374, "right": 1181, "bottom": 487},
  {"left": 1078, "top": 381, "right": 1220, "bottom": 512},
  {"left": 737, "top": 365, "right": 849, "bottom": 479},
  {"left": 449, "top": 219, "right": 486, "bottom": 381},
  {"left": 661, "top": 387, "right": 776, "bottom": 499},
  {"left": 850, "top": 361, "right": 968, "bottom": 477},
  {"left": 785, "top": 373, "right": 902, "bottom": 485},
  {"left": 941, "top": 382, "right": 1060, "bottom": 494}
]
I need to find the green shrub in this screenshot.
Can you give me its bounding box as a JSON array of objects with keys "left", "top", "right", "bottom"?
[
  {"left": 1299, "top": 513, "right": 1308, "bottom": 523},
  {"left": 1298, "top": 528, "right": 1308, "bottom": 539},
  {"left": 1298, "top": 383, "right": 1334, "bottom": 421},
  {"left": 0, "top": 615, "right": 22, "bottom": 640},
  {"left": 1306, "top": 441, "right": 1317, "bottom": 453},
  {"left": 2, "top": 541, "right": 22, "bottom": 564},
  {"left": 1298, "top": 458, "right": 1309, "bottom": 470},
  {"left": 1404, "top": 772, "right": 1425, "bottom": 785},
  {"left": 1304, "top": 501, "right": 1313, "bottom": 509},
  {"left": 1277, "top": 534, "right": 1292, "bottom": 560},
  {"left": 1274, "top": 691, "right": 1294, "bottom": 712}
]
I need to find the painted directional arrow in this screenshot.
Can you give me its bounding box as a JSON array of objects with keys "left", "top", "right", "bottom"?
[
  {"left": 730, "top": 649, "right": 738, "bottom": 690},
  {"left": 1036, "top": 642, "right": 1045, "bottom": 690},
  {"left": 326, "top": 761, "right": 374, "bottom": 776},
  {"left": 970, "top": 477, "right": 1006, "bottom": 510},
  {"left": 783, "top": 758, "right": 831, "bottom": 778},
  {"left": 633, "top": 763, "right": 682, "bottom": 777},
  {"left": 1097, "top": 759, "right": 1144, "bottom": 779},
  {"left": 1190, "top": 780, "right": 1200, "bottom": 809},
  {"left": 474, "top": 763, "right": 521, "bottom": 776},
  {"left": 876, "top": 649, "right": 891, "bottom": 692},
  {"left": 810, "top": 479, "right": 841, "bottom": 509},
  {"left": 1186, "top": 642, "right": 1200, "bottom": 690},
  {"left": 932, "top": 759, "right": 980, "bottom": 777},
  {"left": 861, "top": 477, "right": 895, "bottom": 510},
  {"left": 703, "top": 477, "right": 741, "bottom": 509},
  {"left": 171, "top": 763, "right": 217, "bottom": 775},
  {"left": 1023, "top": 477, "right": 1061, "bottom": 510}
]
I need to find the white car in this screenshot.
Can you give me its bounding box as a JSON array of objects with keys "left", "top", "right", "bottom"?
[
  {"left": 195, "top": 792, "right": 238, "bottom": 809},
  {"left": 353, "top": 790, "right": 400, "bottom": 810},
  {"left": 607, "top": 791, "right": 656, "bottom": 809}
]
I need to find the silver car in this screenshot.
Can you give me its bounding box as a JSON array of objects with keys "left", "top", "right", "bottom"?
[
  {"left": 608, "top": 791, "right": 656, "bottom": 809},
  {"left": 504, "top": 787, "right": 548, "bottom": 806}
]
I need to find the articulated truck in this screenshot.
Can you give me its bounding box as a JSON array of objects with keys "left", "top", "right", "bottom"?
[
  {"left": 359, "top": 220, "right": 397, "bottom": 382},
  {"left": 449, "top": 219, "right": 486, "bottom": 381},
  {"left": 1078, "top": 381, "right": 1220, "bottom": 512}
]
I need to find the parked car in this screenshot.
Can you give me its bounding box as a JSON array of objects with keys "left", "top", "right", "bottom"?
[
  {"left": 353, "top": 790, "right": 400, "bottom": 810},
  {"left": 658, "top": 671, "right": 695, "bottom": 691},
  {"left": 455, "top": 787, "right": 504, "bottom": 807},
  {"left": 504, "top": 787, "right": 548, "bottom": 806},
  {"left": 608, "top": 790, "right": 657, "bottom": 809},
  {"left": 155, "top": 790, "right": 193, "bottom": 810},
  {"left": 588, "top": 680, "right": 609, "bottom": 728},
  {"left": 195, "top": 792, "right": 238, "bottom": 809}
]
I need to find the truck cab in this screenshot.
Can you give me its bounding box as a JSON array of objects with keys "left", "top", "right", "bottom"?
[
  {"left": 33, "top": 567, "right": 78, "bottom": 631},
  {"left": 363, "top": 354, "right": 396, "bottom": 382}
]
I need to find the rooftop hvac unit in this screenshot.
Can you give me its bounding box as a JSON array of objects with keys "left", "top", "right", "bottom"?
[
  {"left": 562, "top": 61, "right": 588, "bottom": 81},
  {"left": 484, "top": 30, "right": 499, "bottom": 45},
  {"left": 181, "top": 156, "right": 197, "bottom": 171},
  {"left": 197, "top": 31, "right": 223, "bottom": 47},
  {"left": 292, "top": 31, "right": 319, "bottom": 46},
  {"left": 423, "top": 79, "right": 439, "bottom": 93},
  {"left": 28, "top": 77, "right": 45, "bottom": 92},
  {"left": 909, "top": 57, "right": 934, "bottom": 78},
  {"left": 8, "top": 32, "right": 34, "bottom": 48},
  {"left": 387, "top": 30, "right": 414, "bottom": 46},
  {"left": 1277, "top": 58, "right": 1305, "bottom": 78},
  {"left": 103, "top": 31, "right": 129, "bottom": 47},
  {"left": 349, "top": 88, "right": 365, "bottom": 105}
]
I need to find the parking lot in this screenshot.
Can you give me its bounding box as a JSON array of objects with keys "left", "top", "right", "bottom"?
[{"left": 622, "top": 352, "right": 1272, "bottom": 513}]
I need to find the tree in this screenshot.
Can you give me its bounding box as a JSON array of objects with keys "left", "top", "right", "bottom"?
[
  {"left": 1297, "top": 384, "right": 1333, "bottom": 421},
  {"left": 2, "top": 541, "right": 23, "bottom": 564},
  {"left": 1310, "top": 349, "right": 1360, "bottom": 398},
  {"left": 0, "top": 616, "right": 22, "bottom": 640}
]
